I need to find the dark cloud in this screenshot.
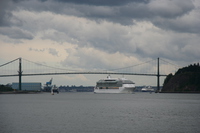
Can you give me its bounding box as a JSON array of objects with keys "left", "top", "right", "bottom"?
[
  {"left": 2, "top": 0, "right": 195, "bottom": 32},
  {"left": 0, "top": 0, "right": 23, "bottom": 27},
  {"left": 0, "top": 27, "right": 33, "bottom": 40},
  {"left": 152, "top": 15, "right": 200, "bottom": 34},
  {"left": 14, "top": 0, "right": 196, "bottom": 33},
  {"left": 78, "top": 0, "right": 195, "bottom": 27},
  {"left": 0, "top": 1, "right": 12, "bottom": 26},
  {"left": 55, "top": 0, "right": 149, "bottom": 6}
]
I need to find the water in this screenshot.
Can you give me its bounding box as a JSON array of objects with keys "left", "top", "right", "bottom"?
[{"left": 0, "top": 92, "right": 200, "bottom": 133}]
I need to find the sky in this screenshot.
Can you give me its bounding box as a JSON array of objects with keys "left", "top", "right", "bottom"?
[{"left": 0, "top": 0, "right": 200, "bottom": 87}]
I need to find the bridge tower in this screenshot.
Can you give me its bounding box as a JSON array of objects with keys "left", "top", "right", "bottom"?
[
  {"left": 18, "top": 58, "right": 22, "bottom": 90},
  {"left": 156, "top": 57, "right": 160, "bottom": 93}
]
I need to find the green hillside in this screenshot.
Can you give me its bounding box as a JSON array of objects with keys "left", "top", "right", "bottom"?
[{"left": 162, "top": 63, "right": 200, "bottom": 93}]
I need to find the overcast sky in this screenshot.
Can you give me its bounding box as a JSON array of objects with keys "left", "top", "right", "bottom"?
[{"left": 0, "top": 0, "right": 200, "bottom": 86}]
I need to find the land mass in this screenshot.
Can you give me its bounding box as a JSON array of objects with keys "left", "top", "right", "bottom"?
[
  {"left": 0, "top": 85, "right": 41, "bottom": 94},
  {"left": 162, "top": 63, "right": 200, "bottom": 93}
]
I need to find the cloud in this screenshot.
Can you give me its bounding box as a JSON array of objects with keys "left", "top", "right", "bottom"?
[
  {"left": 61, "top": 46, "right": 140, "bottom": 70},
  {"left": 0, "top": 0, "right": 12, "bottom": 26},
  {"left": 0, "top": 27, "right": 33, "bottom": 40},
  {"left": 4, "top": 0, "right": 196, "bottom": 32},
  {"left": 152, "top": 9, "right": 200, "bottom": 33},
  {"left": 29, "top": 48, "right": 45, "bottom": 52},
  {"left": 148, "top": 0, "right": 194, "bottom": 18},
  {"left": 0, "top": 0, "right": 23, "bottom": 27},
  {"left": 9, "top": 8, "right": 200, "bottom": 63},
  {"left": 48, "top": 48, "right": 59, "bottom": 56},
  {"left": 12, "top": 10, "right": 134, "bottom": 53},
  {"left": 60, "top": 0, "right": 195, "bottom": 27},
  {"left": 55, "top": 0, "right": 149, "bottom": 6}
]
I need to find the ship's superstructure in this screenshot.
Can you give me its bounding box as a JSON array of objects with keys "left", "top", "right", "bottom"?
[{"left": 94, "top": 76, "right": 135, "bottom": 93}]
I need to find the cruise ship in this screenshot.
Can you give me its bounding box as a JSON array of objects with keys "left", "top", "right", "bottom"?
[{"left": 94, "top": 76, "right": 135, "bottom": 93}]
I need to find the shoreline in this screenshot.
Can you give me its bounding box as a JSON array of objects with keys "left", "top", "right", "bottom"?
[
  {"left": 160, "top": 91, "right": 200, "bottom": 94},
  {"left": 0, "top": 91, "right": 42, "bottom": 94}
]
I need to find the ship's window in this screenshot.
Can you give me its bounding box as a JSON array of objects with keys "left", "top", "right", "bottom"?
[
  {"left": 96, "top": 80, "right": 123, "bottom": 87},
  {"left": 122, "top": 80, "right": 135, "bottom": 84},
  {"left": 105, "top": 80, "right": 116, "bottom": 81}
]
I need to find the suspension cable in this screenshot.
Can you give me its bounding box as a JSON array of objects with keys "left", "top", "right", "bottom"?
[
  {"left": 22, "top": 58, "right": 79, "bottom": 72},
  {"left": 108, "top": 58, "right": 157, "bottom": 71},
  {"left": 0, "top": 58, "right": 20, "bottom": 67},
  {"left": 159, "top": 58, "right": 180, "bottom": 68}
]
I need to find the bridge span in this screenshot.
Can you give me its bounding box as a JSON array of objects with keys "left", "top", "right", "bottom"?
[{"left": 0, "top": 71, "right": 167, "bottom": 77}]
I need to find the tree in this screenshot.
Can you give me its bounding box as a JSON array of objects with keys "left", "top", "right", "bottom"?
[
  {"left": 0, "top": 84, "right": 13, "bottom": 92},
  {"left": 163, "top": 73, "right": 173, "bottom": 86}
]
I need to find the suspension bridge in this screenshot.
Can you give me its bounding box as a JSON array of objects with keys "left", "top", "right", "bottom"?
[{"left": 0, "top": 57, "right": 179, "bottom": 92}]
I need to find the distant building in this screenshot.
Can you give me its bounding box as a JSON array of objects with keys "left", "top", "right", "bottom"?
[
  {"left": 12, "top": 83, "right": 41, "bottom": 91},
  {"left": 59, "top": 85, "right": 94, "bottom": 92}
]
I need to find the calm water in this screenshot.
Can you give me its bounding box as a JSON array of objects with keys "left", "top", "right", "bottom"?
[{"left": 0, "top": 92, "right": 200, "bottom": 133}]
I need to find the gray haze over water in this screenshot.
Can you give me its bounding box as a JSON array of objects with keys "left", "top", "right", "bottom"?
[{"left": 0, "top": 93, "right": 200, "bottom": 133}]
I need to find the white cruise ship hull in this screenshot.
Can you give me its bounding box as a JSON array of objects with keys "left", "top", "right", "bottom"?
[{"left": 94, "top": 86, "right": 135, "bottom": 94}]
